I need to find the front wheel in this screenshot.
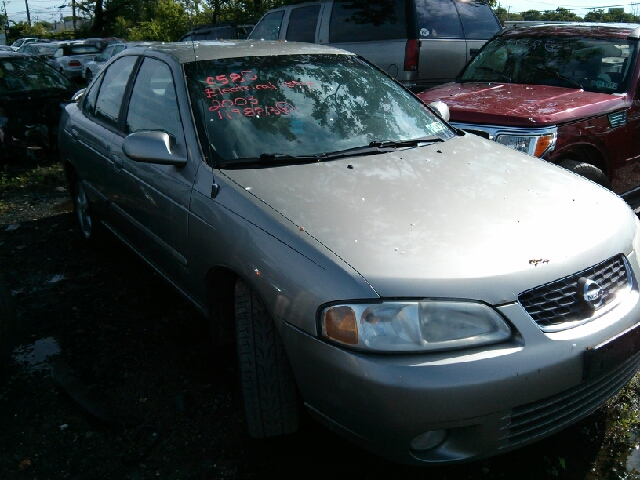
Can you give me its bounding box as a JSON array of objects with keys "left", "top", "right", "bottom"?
[
  {"left": 234, "top": 278, "right": 300, "bottom": 438},
  {"left": 0, "top": 275, "right": 16, "bottom": 380},
  {"left": 559, "top": 159, "right": 610, "bottom": 189},
  {"left": 71, "top": 176, "right": 102, "bottom": 242}
]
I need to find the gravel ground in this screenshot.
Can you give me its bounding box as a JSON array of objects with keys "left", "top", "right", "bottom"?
[{"left": 0, "top": 164, "right": 639, "bottom": 480}]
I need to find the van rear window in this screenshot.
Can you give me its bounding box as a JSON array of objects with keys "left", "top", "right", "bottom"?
[
  {"left": 416, "top": 0, "right": 463, "bottom": 39},
  {"left": 455, "top": 1, "right": 501, "bottom": 40},
  {"left": 329, "top": 0, "right": 407, "bottom": 43}
]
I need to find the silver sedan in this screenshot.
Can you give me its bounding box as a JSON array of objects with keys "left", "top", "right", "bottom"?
[
  {"left": 58, "top": 41, "right": 640, "bottom": 465},
  {"left": 49, "top": 42, "right": 101, "bottom": 80}
]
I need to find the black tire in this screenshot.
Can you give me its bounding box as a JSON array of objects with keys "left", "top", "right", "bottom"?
[
  {"left": 86, "top": 69, "right": 93, "bottom": 84},
  {"left": 559, "top": 159, "right": 610, "bottom": 189},
  {"left": 0, "top": 275, "right": 17, "bottom": 380},
  {"left": 234, "top": 278, "right": 299, "bottom": 438},
  {"left": 70, "top": 174, "right": 102, "bottom": 243}
]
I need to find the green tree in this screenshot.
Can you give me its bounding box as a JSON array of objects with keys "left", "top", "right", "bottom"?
[
  {"left": 521, "top": 9, "right": 542, "bottom": 21},
  {"left": 6, "top": 20, "right": 51, "bottom": 41},
  {"left": 493, "top": 6, "right": 521, "bottom": 23},
  {"left": 127, "top": 0, "right": 190, "bottom": 41},
  {"left": 584, "top": 8, "right": 639, "bottom": 23},
  {"left": 541, "top": 7, "right": 582, "bottom": 21}
]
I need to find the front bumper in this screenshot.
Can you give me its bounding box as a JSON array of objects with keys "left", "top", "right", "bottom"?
[{"left": 279, "top": 256, "right": 640, "bottom": 465}]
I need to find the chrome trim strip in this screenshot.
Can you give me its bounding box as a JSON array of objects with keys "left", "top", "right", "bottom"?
[{"left": 451, "top": 122, "right": 558, "bottom": 141}]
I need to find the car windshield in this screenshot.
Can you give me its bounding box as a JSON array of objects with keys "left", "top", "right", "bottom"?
[
  {"left": 185, "top": 54, "right": 453, "bottom": 166},
  {"left": 0, "top": 57, "right": 72, "bottom": 94},
  {"left": 459, "top": 34, "right": 638, "bottom": 94}
]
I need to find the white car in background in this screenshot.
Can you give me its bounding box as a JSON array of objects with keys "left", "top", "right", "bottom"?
[
  {"left": 10, "top": 37, "right": 39, "bottom": 51},
  {"left": 49, "top": 42, "right": 101, "bottom": 81}
]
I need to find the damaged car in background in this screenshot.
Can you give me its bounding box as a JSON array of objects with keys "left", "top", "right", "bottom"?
[
  {"left": 419, "top": 23, "right": 640, "bottom": 209},
  {"left": 0, "top": 50, "right": 77, "bottom": 163},
  {"left": 59, "top": 41, "right": 640, "bottom": 465}
]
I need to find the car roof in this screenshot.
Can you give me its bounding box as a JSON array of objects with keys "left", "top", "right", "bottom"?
[
  {"left": 0, "top": 51, "right": 27, "bottom": 58},
  {"left": 126, "top": 40, "right": 353, "bottom": 64},
  {"left": 187, "top": 22, "right": 253, "bottom": 32},
  {"left": 503, "top": 23, "right": 640, "bottom": 40}
]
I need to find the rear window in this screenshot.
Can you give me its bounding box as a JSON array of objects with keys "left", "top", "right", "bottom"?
[
  {"left": 329, "top": 0, "right": 408, "bottom": 43},
  {"left": 65, "top": 45, "right": 101, "bottom": 55},
  {"left": 416, "top": 0, "right": 464, "bottom": 39},
  {"left": 455, "top": 1, "right": 500, "bottom": 40},
  {"left": 286, "top": 5, "right": 321, "bottom": 43}
]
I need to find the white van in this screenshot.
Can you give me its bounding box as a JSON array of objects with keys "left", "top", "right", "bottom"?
[{"left": 248, "top": 0, "right": 501, "bottom": 90}]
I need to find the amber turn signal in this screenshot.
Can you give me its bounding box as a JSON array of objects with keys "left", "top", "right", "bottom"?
[
  {"left": 323, "top": 306, "right": 358, "bottom": 345},
  {"left": 533, "top": 134, "right": 555, "bottom": 157}
]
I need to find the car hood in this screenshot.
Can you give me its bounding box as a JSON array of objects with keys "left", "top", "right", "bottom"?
[
  {"left": 221, "top": 135, "right": 636, "bottom": 304},
  {"left": 418, "top": 82, "right": 628, "bottom": 127}
]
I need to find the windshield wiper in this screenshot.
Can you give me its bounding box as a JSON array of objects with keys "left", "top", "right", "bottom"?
[
  {"left": 367, "top": 137, "right": 444, "bottom": 149},
  {"left": 218, "top": 137, "right": 445, "bottom": 169},
  {"left": 531, "top": 66, "right": 584, "bottom": 90}
]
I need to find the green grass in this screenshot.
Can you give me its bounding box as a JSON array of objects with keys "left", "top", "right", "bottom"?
[{"left": 0, "top": 163, "right": 66, "bottom": 192}]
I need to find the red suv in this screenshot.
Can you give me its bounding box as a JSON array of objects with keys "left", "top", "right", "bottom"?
[{"left": 419, "top": 23, "right": 640, "bottom": 207}]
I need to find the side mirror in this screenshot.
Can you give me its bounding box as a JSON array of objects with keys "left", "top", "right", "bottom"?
[
  {"left": 429, "top": 100, "right": 450, "bottom": 122},
  {"left": 123, "top": 131, "right": 187, "bottom": 166},
  {"left": 71, "top": 89, "right": 85, "bottom": 102}
]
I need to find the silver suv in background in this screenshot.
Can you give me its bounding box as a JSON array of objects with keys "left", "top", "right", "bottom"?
[{"left": 248, "top": 0, "right": 501, "bottom": 90}]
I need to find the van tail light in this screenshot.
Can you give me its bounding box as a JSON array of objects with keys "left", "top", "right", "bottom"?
[
  {"left": 68, "top": 60, "right": 82, "bottom": 67},
  {"left": 404, "top": 39, "right": 420, "bottom": 72}
]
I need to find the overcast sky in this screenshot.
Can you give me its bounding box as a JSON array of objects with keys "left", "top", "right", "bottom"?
[{"left": 3, "top": 0, "right": 640, "bottom": 26}]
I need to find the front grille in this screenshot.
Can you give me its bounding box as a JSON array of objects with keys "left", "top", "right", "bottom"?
[
  {"left": 518, "top": 255, "right": 633, "bottom": 331},
  {"left": 500, "top": 350, "right": 640, "bottom": 450}
]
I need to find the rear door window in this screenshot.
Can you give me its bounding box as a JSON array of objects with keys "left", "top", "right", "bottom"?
[
  {"left": 286, "top": 5, "right": 321, "bottom": 43},
  {"left": 93, "top": 56, "right": 137, "bottom": 128},
  {"left": 250, "top": 10, "right": 285, "bottom": 40},
  {"left": 329, "top": 0, "right": 407, "bottom": 43},
  {"left": 455, "top": 0, "right": 501, "bottom": 40},
  {"left": 125, "top": 58, "right": 183, "bottom": 141}
]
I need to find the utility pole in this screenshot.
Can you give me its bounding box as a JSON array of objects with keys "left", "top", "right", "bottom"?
[
  {"left": 24, "top": 0, "right": 30, "bottom": 25},
  {"left": 72, "top": 0, "right": 76, "bottom": 34},
  {"left": 1, "top": 0, "right": 8, "bottom": 45}
]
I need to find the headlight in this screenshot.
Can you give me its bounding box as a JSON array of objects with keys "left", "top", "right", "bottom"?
[
  {"left": 495, "top": 132, "right": 556, "bottom": 157},
  {"left": 320, "top": 300, "right": 511, "bottom": 353}
]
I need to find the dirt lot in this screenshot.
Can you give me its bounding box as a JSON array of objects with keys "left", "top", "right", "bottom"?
[{"left": 1, "top": 164, "right": 640, "bottom": 480}]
